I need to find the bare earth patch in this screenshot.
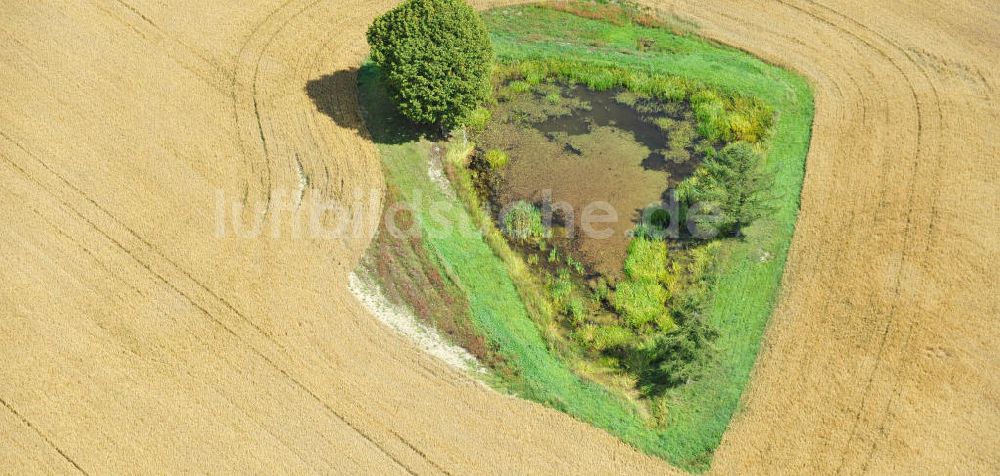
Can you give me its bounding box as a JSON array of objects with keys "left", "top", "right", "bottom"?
[{"left": 348, "top": 271, "right": 485, "bottom": 374}]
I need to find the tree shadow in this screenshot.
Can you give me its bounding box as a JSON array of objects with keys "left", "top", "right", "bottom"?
[{"left": 304, "top": 64, "right": 422, "bottom": 145}]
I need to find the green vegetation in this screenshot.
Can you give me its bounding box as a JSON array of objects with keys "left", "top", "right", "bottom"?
[
  {"left": 481, "top": 53, "right": 771, "bottom": 404},
  {"left": 491, "top": 57, "right": 772, "bottom": 150},
  {"left": 683, "top": 142, "right": 775, "bottom": 237},
  {"left": 481, "top": 10, "right": 813, "bottom": 469},
  {"left": 366, "top": 0, "right": 494, "bottom": 129},
  {"left": 614, "top": 238, "right": 672, "bottom": 330},
  {"left": 464, "top": 107, "right": 492, "bottom": 131},
  {"left": 503, "top": 200, "right": 545, "bottom": 242},
  {"left": 483, "top": 148, "right": 509, "bottom": 169},
  {"left": 358, "top": 3, "right": 813, "bottom": 471},
  {"left": 362, "top": 184, "right": 493, "bottom": 363},
  {"left": 690, "top": 90, "right": 773, "bottom": 143},
  {"left": 639, "top": 241, "right": 721, "bottom": 393}
]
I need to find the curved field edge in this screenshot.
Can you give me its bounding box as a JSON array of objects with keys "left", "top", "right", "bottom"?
[{"left": 356, "top": 6, "right": 815, "bottom": 471}]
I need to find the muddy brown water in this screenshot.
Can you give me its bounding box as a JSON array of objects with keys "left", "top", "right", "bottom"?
[
  {"left": 480, "top": 84, "right": 702, "bottom": 277},
  {"left": 533, "top": 86, "right": 700, "bottom": 177}
]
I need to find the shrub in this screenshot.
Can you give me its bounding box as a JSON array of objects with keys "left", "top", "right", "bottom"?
[
  {"left": 565, "top": 297, "right": 586, "bottom": 324},
  {"left": 591, "top": 325, "right": 637, "bottom": 352},
  {"left": 691, "top": 89, "right": 729, "bottom": 142},
  {"left": 695, "top": 142, "right": 717, "bottom": 160},
  {"left": 464, "top": 107, "right": 492, "bottom": 131},
  {"left": 668, "top": 121, "right": 696, "bottom": 151},
  {"left": 585, "top": 69, "right": 618, "bottom": 91},
  {"left": 503, "top": 200, "right": 545, "bottom": 241},
  {"left": 566, "top": 255, "right": 585, "bottom": 274},
  {"left": 727, "top": 114, "right": 754, "bottom": 143},
  {"left": 615, "top": 90, "right": 639, "bottom": 106},
  {"left": 689, "top": 90, "right": 774, "bottom": 144},
  {"left": 521, "top": 61, "right": 547, "bottom": 85},
  {"left": 649, "top": 76, "right": 688, "bottom": 101},
  {"left": 508, "top": 80, "right": 533, "bottom": 94},
  {"left": 613, "top": 279, "right": 669, "bottom": 329},
  {"left": 660, "top": 120, "right": 697, "bottom": 164},
  {"left": 550, "top": 273, "right": 574, "bottom": 305},
  {"left": 653, "top": 117, "right": 674, "bottom": 132},
  {"left": 630, "top": 223, "right": 659, "bottom": 240},
  {"left": 367, "top": 0, "right": 494, "bottom": 129},
  {"left": 688, "top": 142, "right": 774, "bottom": 237},
  {"left": 728, "top": 96, "right": 773, "bottom": 143},
  {"left": 623, "top": 237, "right": 668, "bottom": 283},
  {"left": 526, "top": 71, "right": 546, "bottom": 86},
  {"left": 640, "top": 293, "right": 718, "bottom": 391},
  {"left": 484, "top": 148, "right": 509, "bottom": 169},
  {"left": 610, "top": 237, "right": 675, "bottom": 331},
  {"left": 593, "top": 278, "right": 610, "bottom": 302},
  {"left": 650, "top": 209, "right": 671, "bottom": 229}
]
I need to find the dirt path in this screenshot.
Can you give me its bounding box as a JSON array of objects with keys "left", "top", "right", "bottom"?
[{"left": 0, "top": 0, "right": 995, "bottom": 473}]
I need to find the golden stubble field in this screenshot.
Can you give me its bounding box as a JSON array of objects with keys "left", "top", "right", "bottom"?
[{"left": 1, "top": 0, "right": 996, "bottom": 473}]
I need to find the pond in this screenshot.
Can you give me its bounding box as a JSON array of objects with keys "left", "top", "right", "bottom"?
[{"left": 472, "top": 82, "right": 705, "bottom": 277}]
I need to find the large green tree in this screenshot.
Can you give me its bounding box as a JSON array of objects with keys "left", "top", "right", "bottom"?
[
  {"left": 690, "top": 141, "right": 774, "bottom": 237},
  {"left": 366, "top": 0, "right": 494, "bottom": 130}
]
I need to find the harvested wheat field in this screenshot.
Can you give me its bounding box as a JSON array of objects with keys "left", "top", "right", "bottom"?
[{"left": 1, "top": 0, "right": 997, "bottom": 473}]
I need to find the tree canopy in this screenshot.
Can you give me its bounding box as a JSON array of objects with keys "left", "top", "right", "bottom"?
[
  {"left": 366, "top": 0, "right": 494, "bottom": 130},
  {"left": 689, "top": 142, "right": 774, "bottom": 237}
]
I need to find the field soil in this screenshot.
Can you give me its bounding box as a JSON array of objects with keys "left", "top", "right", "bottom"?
[{"left": 0, "top": 0, "right": 996, "bottom": 474}]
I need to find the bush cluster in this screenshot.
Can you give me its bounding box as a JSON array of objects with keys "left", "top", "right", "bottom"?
[
  {"left": 638, "top": 242, "right": 720, "bottom": 392},
  {"left": 367, "top": 0, "right": 494, "bottom": 129},
  {"left": 494, "top": 59, "right": 772, "bottom": 145},
  {"left": 484, "top": 148, "right": 509, "bottom": 169},
  {"left": 464, "top": 107, "right": 492, "bottom": 131},
  {"left": 503, "top": 200, "right": 545, "bottom": 242},
  {"left": 680, "top": 141, "right": 774, "bottom": 237},
  {"left": 691, "top": 90, "right": 773, "bottom": 143},
  {"left": 612, "top": 238, "right": 672, "bottom": 330}
]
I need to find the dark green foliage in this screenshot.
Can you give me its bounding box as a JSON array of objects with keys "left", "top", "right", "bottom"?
[
  {"left": 650, "top": 208, "right": 671, "bottom": 229},
  {"left": 641, "top": 294, "right": 718, "bottom": 390},
  {"left": 689, "top": 142, "right": 775, "bottom": 237},
  {"left": 639, "top": 242, "right": 719, "bottom": 393},
  {"left": 367, "top": 0, "right": 494, "bottom": 129}
]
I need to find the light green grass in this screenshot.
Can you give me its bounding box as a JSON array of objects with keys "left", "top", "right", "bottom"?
[{"left": 357, "top": 5, "right": 813, "bottom": 471}]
